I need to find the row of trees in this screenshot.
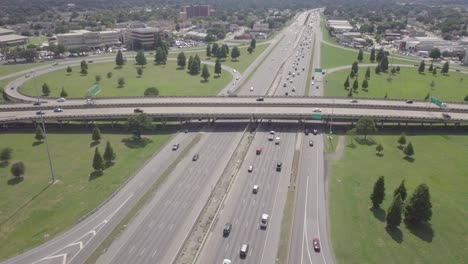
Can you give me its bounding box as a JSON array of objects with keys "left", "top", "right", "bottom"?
[
  {"left": 91, "top": 125, "right": 116, "bottom": 172},
  {"left": 206, "top": 43, "right": 241, "bottom": 61},
  {"left": 371, "top": 176, "right": 432, "bottom": 229},
  {"left": 418, "top": 60, "right": 450, "bottom": 75}
]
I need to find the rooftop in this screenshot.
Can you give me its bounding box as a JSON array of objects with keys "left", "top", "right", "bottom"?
[
  {"left": 0, "top": 27, "right": 15, "bottom": 35},
  {"left": 0, "top": 34, "right": 29, "bottom": 43}
]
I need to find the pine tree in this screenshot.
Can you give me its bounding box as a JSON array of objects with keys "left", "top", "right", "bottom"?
[
  {"left": 394, "top": 180, "right": 407, "bottom": 201},
  {"left": 350, "top": 69, "right": 356, "bottom": 79},
  {"left": 137, "top": 67, "right": 143, "bottom": 77},
  {"left": 190, "top": 58, "right": 200, "bottom": 75},
  {"left": 370, "top": 176, "right": 385, "bottom": 208},
  {"left": 352, "top": 79, "right": 359, "bottom": 92},
  {"left": 231, "top": 46, "right": 240, "bottom": 60},
  {"left": 42, "top": 83, "right": 50, "bottom": 96},
  {"left": 370, "top": 48, "right": 376, "bottom": 62},
  {"left": 398, "top": 132, "right": 406, "bottom": 147},
  {"left": 115, "top": 50, "right": 124, "bottom": 67},
  {"left": 403, "top": 142, "right": 414, "bottom": 158},
  {"left": 352, "top": 61, "right": 359, "bottom": 73},
  {"left": 418, "top": 61, "right": 425, "bottom": 74},
  {"left": 177, "top": 52, "right": 186, "bottom": 69},
  {"left": 396, "top": 66, "right": 400, "bottom": 73},
  {"left": 194, "top": 54, "right": 201, "bottom": 69},
  {"left": 380, "top": 55, "right": 389, "bottom": 72},
  {"left": 441, "top": 61, "right": 449, "bottom": 74},
  {"left": 92, "top": 147, "right": 104, "bottom": 171},
  {"left": 391, "top": 67, "right": 396, "bottom": 74},
  {"left": 404, "top": 184, "right": 432, "bottom": 226},
  {"left": 375, "top": 65, "right": 381, "bottom": 74},
  {"left": 376, "top": 143, "right": 383, "bottom": 154},
  {"left": 206, "top": 44, "right": 211, "bottom": 57},
  {"left": 250, "top": 38, "right": 256, "bottom": 50},
  {"left": 92, "top": 125, "right": 101, "bottom": 142},
  {"left": 103, "top": 141, "right": 116, "bottom": 165},
  {"left": 201, "top": 64, "right": 210, "bottom": 81},
  {"left": 66, "top": 66, "right": 72, "bottom": 74},
  {"left": 80, "top": 60, "right": 88, "bottom": 74},
  {"left": 376, "top": 48, "right": 385, "bottom": 62},
  {"left": 60, "top": 87, "right": 68, "bottom": 97},
  {"left": 347, "top": 89, "right": 353, "bottom": 97},
  {"left": 357, "top": 49, "right": 364, "bottom": 62},
  {"left": 211, "top": 43, "right": 219, "bottom": 56},
  {"left": 362, "top": 79, "right": 369, "bottom": 90},
  {"left": 214, "top": 59, "right": 222, "bottom": 76},
  {"left": 35, "top": 125, "right": 44, "bottom": 141},
  {"left": 187, "top": 55, "right": 194, "bottom": 71},
  {"left": 365, "top": 67, "right": 371, "bottom": 80},
  {"left": 135, "top": 50, "right": 147, "bottom": 66},
  {"left": 386, "top": 194, "right": 403, "bottom": 229},
  {"left": 428, "top": 62, "right": 433, "bottom": 72},
  {"left": 11, "top": 161, "right": 25, "bottom": 178},
  {"left": 247, "top": 46, "right": 253, "bottom": 54},
  {"left": 223, "top": 44, "right": 229, "bottom": 55},
  {"left": 344, "top": 76, "right": 350, "bottom": 90},
  {"left": 155, "top": 47, "right": 165, "bottom": 64}
]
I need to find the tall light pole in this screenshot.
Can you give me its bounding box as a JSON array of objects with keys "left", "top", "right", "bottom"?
[{"left": 32, "top": 70, "right": 57, "bottom": 184}]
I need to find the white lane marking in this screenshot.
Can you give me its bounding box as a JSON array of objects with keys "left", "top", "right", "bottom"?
[
  {"left": 129, "top": 246, "right": 135, "bottom": 254},
  {"left": 169, "top": 223, "right": 174, "bottom": 231},
  {"left": 152, "top": 248, "right": 158, "bottom": 258},
  {"left": 140, "top": 248, "right": 146, "bottom": 256}
]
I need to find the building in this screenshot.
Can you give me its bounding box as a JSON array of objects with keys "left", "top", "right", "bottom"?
[
  {"left": 464, "top": 48, "right": 468, "bottom": 66},
  {"left": 57, "top": 30, "right": 120, "bottom": 49},
  {"left": 327, "top": 20, "right": 353, "bottom": 33},
  {"left": 0, "top": 27, "right": 29, "bottom": 47},
  {"left": 384, "top": 32, "right": 402, "bottom": 41},
  {"left": 125, "top": 27, "right": 158, "bottom": 50},
  {"left": 185, "top": 31, "right": 207, "bottom": 41},
  {"left": 180, "top": 5, "right": 212, "bottom": 19},
  {"left": 252, "top": 22, "right": 269, "bottom": 32}
]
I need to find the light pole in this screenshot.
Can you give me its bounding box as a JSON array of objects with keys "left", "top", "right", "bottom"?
[{"left": 32, "top": 70, "right": 57, "bottom": 184}]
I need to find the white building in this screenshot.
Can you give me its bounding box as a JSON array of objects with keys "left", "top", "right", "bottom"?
[
  {"left": 57, "top": 30, "right": 119, "bottom": 49},
  {"left": 327, "top": 20, "right": 353, "bottom": 33},
  {"left": 185, "top": 31, "right": 207, "bottom": 41},
  {"left": 252, "top": 22, "right": 269, "bottom": 32}
]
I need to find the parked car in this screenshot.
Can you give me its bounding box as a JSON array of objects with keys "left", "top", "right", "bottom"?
[
  {"left": 350, "top": 99, "right": 358, "bottom": 103},
  {"left": 313, "top": 129, "right": 318, "bottom": 135},
  {"left": 33, "top": 101, "right": 41, "bottom": 106},
  {"left": 313, "top": 108, "right": 322, "bottom": 112}
]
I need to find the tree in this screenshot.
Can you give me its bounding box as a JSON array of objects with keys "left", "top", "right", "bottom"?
[
  {"left": 11, "top": 161, "right": 25, "bottom": 178},
  {"left": 380, "top": 55, "right": 389, "bottom": 72},
  {"left": 376, "top": 48, "right": 385, "bottom": 62},
  {"left": 350, "top": 69, "right": 356, "bottom": 79},
  {"left": 137, "top": 67, "right": 143, "bottom": 77},
  {"left": 223, "top": 44, "right": 229, "bottom": 55},
  {"left": 217, "top": 46, "right": 227, "bottom": 59},
  {"left": 430, "top": 80, "right": 435, "bottom": 88},
  {"left": 370, "top": 48, "right": 376, "bottom": 62},
  {"left": 396, "top": 66, "right": 400, "bottom": 73},
  {"left": 404, "top": 184, "right": 432, "bottom": 226},
  {"left": 187, "top": 55, "right": 194, "bottom": 71},
  {"left": 465, "top": 94, "right": 468, "bottom": 102},
  {"left": 347, "top": 89, "right": 353, "bottom": 97},
  {"left": 177, "top": 52, "right": 186, "bottom": 69},
  {"left": 135, "top": 50, "right": 147, "bottom": 66},
  {"left": 211, "top": 43, "right": 219, "bottom": 56},
  {"left": 355, "top": 117, "right": 377, "bottom": 139},
  {"left": 35, "top": 125, "right": 44, "bottom": 141},
  {"left": 386, "top": 194, "right": 403, "bottom": 229},
  {"left": 357, "top": 49, "right": 364, "bottom": 62},
  {"left": 429, "top": 48, "right": 441, "bottom": 60},
  {"left": 424, "top": 92, "right": 430, "bottom": 100},
  {"left": 107, "top": 72, "right": 113, "bottom": 78},
  {"left": 194, "top": 54, "right": 201, "bottom": 69},
  {"left": 391, "top": 67, "right": 396, "bottom": 74},
  {"left": 362, "top": 79, "right": 369, "bottom": 90},
  {"left": 175, "top": 23, "right": 180, "bottom": 32},
  {"left": 352, "top": 61, "right": 359, "bottom": 73},
  {"left": 344, "top": 76, "right": 350, "bottom": 90},
  {"left": 42, "top": 83, "right": 50, "bottom": 96},
  {"left": 418, "top": 61, "right": 425, "bottom": 74},
  {"left": 92, "top": 147, "right": 104, "bottom": 171},
  {"left": 66, "top": 66, "right": 72, "bottom": 74},
  {"left": 432, "top": 68, "right": 437, "bottom": 76},
  {"left": 398, "top": 133, "right": 406, "bottom": 147},
  {"left": 375, "top": 65, "right": 381, "bottom": 74},
  {"left": 118, "top": 77, "right": 125, "bottom": 88},
  {"left": 376, "top": 143, "right": 383, "bottom": 155},
  {"left": 403, "top": 142, "right": 414, "bottom": 158},
  {"left": 352, "top": 79, "right": 359, "bottom": 92},
  {"left": 428, "top": 62, "right": 434, "bottom": 72},
  {"left": 370, "top": 176, "right": 385, "bottom": 208},
  {"left": 206, "top": 44, "right": 211, "bottom": 57},
  {"left": 154, "top": 47, "right": 166, "bottom": 64},
  {"left": 231, "top": 46, "right": 240, "bottom": 60},
  {"left": 115, "top": 50, "right": 124, "bottom": 67},
  {"left": 60, "top": 87, "right": 68, "bottom": 97},
  {"left": 247, "top": 46, "right": 253, "bottom": 54},
  {"left": 80, "top": 60, "right": 88, "bottom": 74},
  {"left": 92, "top": 125, "right": 101, "bottom": 142},
  {"left": 250, "top": 38, "right": 256, "bottom": 50},
  {"left": 127, "top": 113, "right": 153, "bottom": 140},
  {"left": 365, "top": 67, "right": 371, "bottom": 80},
  {"left": 144, "top": 87, "right": 159, "bottom": 96},
  {"left": 189, "top": 58, "right": 200, "bottom": 75},
  {"left": 103, "top": 141, "right": 116, "bottom": 165},
  {"left": 0, "top": 147, "right": 13, "bottom": 162},
  {"left": 441, "top": 61, "right": 449, "bottom": 74},
  {"left": 214, "top": 59, "right": 222, "bottom": 76},
  {"left": 394, "top": 180, "right": 407, "bottom": 201},
  {"left": 95, "top": 75, "right": 101, "bottom": 83},
  {"left": 201, "top": 64, "right": 210, "bottom": 81}
]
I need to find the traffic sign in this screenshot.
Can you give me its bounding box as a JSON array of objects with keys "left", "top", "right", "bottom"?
[
  {"left": 429, "top": 96, "right": 443, "bottom": 107},
  {"left": 87, "top": 84, "right": 101, "bottom": 96},
  {"left": 314, "top": 68, "right": 322, "bottom": 73},
  {"left": 311, "top": 113, "right": 322, "bottom": 120}
]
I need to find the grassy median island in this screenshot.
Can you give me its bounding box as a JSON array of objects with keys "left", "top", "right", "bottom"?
[
  {"left": 324, "top": 66, "right": 468, "bottom": 101},
  {"left": 0, "top": 62, "right": 50, "bottom": 78},
  {"left": 329, "top": 134, "right": 468, "bottom": 264},
  {"left": 19, "top": 60, "right": 231, "bottom": 98},
  {"left": 0, "top": 124, "right": 176, "bottom": 259}
]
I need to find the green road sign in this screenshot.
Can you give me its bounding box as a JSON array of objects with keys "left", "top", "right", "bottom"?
[
  {"left": 429, "top": 96, "right": 443, "bottom": 107},
  {"left": 311, "top": 113, "right": 322, "bottom": 120},
  {"left": 88, "top": 84, "right": 101, "bottom": 96},
  {"left": 314, "top": 68, "right": 322, "bottom": 73}
]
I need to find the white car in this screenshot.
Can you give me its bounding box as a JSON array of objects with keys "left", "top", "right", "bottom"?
[
  {"left": 236, "top": 76, "right": 240, "bottom": 80},
  {"left": 313, "top": 108, "right": 322, "bottom": 113},
  {"left": 250, "top": 86, "right": 254, "bottom": 91},
  {"left": 57, "top": 98, "right": 66, "bottom": 102},
  {"left": 223, "top": 259, "right": 232, "bottom": 264},
  {"left": 248, "top": 165, "right": 253, "bottom": 172},
  {"left": 253, "top": 185, "right": 259, "bottom": 194}
]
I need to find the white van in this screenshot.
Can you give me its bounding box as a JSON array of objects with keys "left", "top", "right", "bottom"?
[{"left": 240, "top": 244, "right": 249, "bottom": 258}]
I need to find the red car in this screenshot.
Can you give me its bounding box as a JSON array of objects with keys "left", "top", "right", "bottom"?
[{"left": 313, "top": 238, "right": 321, "bottom": 252}]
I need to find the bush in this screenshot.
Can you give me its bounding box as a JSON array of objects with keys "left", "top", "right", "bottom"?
[
  {"left": 107, "top": 72, "right": 113, "bottom": 78},
  {"left": 144, "top": 87, "right": 159, "bottom": 96},
  {"left": 118, "top": 77, "right": 125, "bottom": 87}
]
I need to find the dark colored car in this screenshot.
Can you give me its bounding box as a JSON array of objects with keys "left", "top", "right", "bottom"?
[
  {"left": 313, "top": 238, "right": 321, "bottom": 252},
  {"left": 134, "top": 108, "right": 143, "bottom": 113},
  {"left": 304, "top": 129, "right": 309, "bottom": 135},
  {"left": 312, "top": 129, "right": 318, "bottom": 135},
  {"left": 172, "top": 144, "right": 179, "bottom": 151},
  {"left": 442, "top": 113, "right": 451, "bottom": 119},
  {"left": 33, "top": 101, "right": 41, "bottom": 106},
  {"left": 36, "top": 111, "right": 45, "bottom": 115},
  {"left": 223, "top": 223, "right": 232, "bottom": 236},
  {"left": 406, "top": 100, "right": 413, "bottom": 104},
  {"left": 192, "top": 153, "right": 199, "bottom": 161},
  {"left": 276, "top": 162, "right": 282, "bottom": 171},
  {"left": 256, "top": 97, "right": 264, "bottom": 101}
]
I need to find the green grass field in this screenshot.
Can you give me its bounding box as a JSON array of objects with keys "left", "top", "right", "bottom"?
[
  {"left": 20, "top": 60, "right": 231, "bottom": 98},
  {"left": 168, "top": 44, "right": 268, "bottom": 74},
  {"left": 324, "top": 66, "right": 468, "bottom": 101},
  {"left": 0, "top": 125, "right": 176, "bottom": 259},
  {"left": 329, "top": 134, "right": 468, "bottom": 264},
  {"left": 0, "top": 62, "right": 50, "bottom": 78},
  {"left": 27, "top": 37, "right": 48, "bottom": 46}
]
